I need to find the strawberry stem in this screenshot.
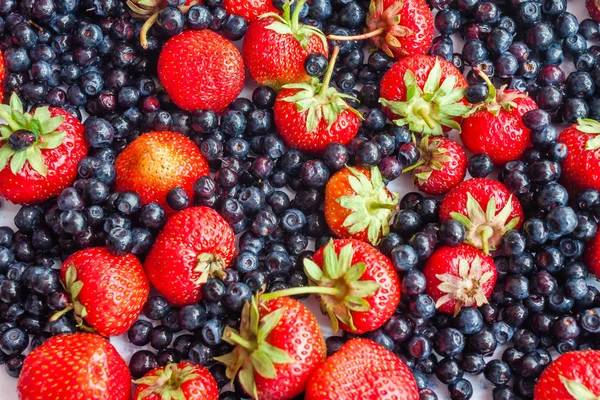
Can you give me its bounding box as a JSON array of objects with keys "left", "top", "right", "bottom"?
[
  {"left": 290, "top": 0, "right": 308, "bottom": 32},
  {"left": 479, "top": 226, "right": 493, "bottom": 255},
  {"left": 418, "top": 109, "right": 437, "bottom": 130},
  {"left": 225, "top": 330, "right": 255, "bottom": 350},
  {"left": 260, "top": 286, "right": 342, "bottom": 302},
  {"left": 140, "top": 12, "right": 158, "bottom": 49},
  {"left": 473, "top": 67, "right": 497, "bottom": 103},
  {"left": 327, "top": 27, "right": 385, "bottom": 41},
  {"left": 402, "top": 159, "right": 426, "bottom": 173},
  {"left": 318, "top": 46, "right": 340, "bottom": 97},
  {"left": 49, "top": 304, "right": 74, "bottom": 322}
]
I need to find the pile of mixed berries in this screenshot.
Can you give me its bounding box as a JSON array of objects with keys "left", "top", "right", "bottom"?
[{"left": 1, "top": 0, "right": 600, "bottom": 399}]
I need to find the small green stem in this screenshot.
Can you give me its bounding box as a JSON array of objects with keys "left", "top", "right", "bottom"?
[
  {"left": 327, "top": 27, "right": 385, "bottom": 41},
  {"left": 140, "top": 12, "right": 158, "bottom": 49},
  {"left": 479, "top": 227, "right": 493, "bottom": 255},
  {"left": 49, "top": 304, "right": 74, "bottom": 322},
  {"left": 418, "top": 108, "right": 437, "bottom": 130},
  {"left": 225, "top": 331, "right": 255, "bottom": 350},
  {"left": 473, "top": 67, "right": 497, "bottom": 103},
  {"left": 260, "top": 286, "right": 342, "bottom": 302},
  {"left": 290, "top": 0, "right": 308, "bottom": 32},
  {"left": 318, "top": 46, "right": 340, "bottom": 96},
  {"left": 402, "top": 159, "right": 426, "bottom": 173}
]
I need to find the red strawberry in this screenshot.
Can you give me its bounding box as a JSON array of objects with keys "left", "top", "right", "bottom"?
[
  {"left": 439, "top": 178, "right": 524, "bottom": 254},
  {"left": 263, "top": 239, "right": 401, "bottom": 334},
  {"left": 305, "top": 338, "right": 419, "bottom": 400},
  {"left": 0, "top": 51, "right": 5, "bottom": 103},
  {"left": 242, "top": 0, "right": 328, "bottom": 89},
  {"left": 223, "top": 0, "right": 278, "bottom": 22},
  {"left": 0, "top": 93, "right": 88, "bottom": 204},
  {"left": 585, "top": 230, "right": 600, "bottom": 277},
  {"left": 114, "top": 131, "right": 209, "bottom": 216},
  {"left": 324, "top": 166, "right": 398, "bottom": 246},
  {"left": 128, "top": 0, "right": 199, "bottom": 48},
  {"left": 588, "top": 0, "right": 600, "bottom": 23},
  {"left": 51, "top": 247, "right": 149, "bottom": 336},
  {"left": 534, "top": 350, "right": 600, "bottom": 400},
  {"left": 379, "top": 54, "right": 470, "bottom": 135},
  {"left": 274, "top": 46, "right": 362, "bottom": 154},
  {"left": 18, "top": 333, "right": 131, "bottom": 400},
  {"left": 327, "top": 0, "right": 433, "bottom": 60},
  {"left": 158, "top": 30, "right": 244, "bottom": 112},
  {"left": 423, "top": 244, "right": 496, "bottom": 315},
  {"left": 215, "top": 295, "right": 326, "bottom": 400},
  {"left": 558, "top": 118, "right": 600, "bottom": 193},
  {"left": 133, "top": 362, "right": 219, "bottom": 400},
  {"left": 404, "top": 136, "right": 467, "bottom": 195},
  {"left": 460, "top": 71, "right": 537, "bottom": 165},
  {"left": 144, "top": 206, "right": 236, "bottom": 307}
]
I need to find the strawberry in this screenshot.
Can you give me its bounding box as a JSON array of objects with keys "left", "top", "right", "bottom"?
[
  {"left": 404, "top": 136, "right": 467, "bottom": 195},
  {"left": 379, "top": 54, "right": 470, "bottom": 136},
  {"left": 274, "top": 46, "right": 362, "bottom": 154},
  {"left": 0, "top": 93, "right": 87, "bottom": 205},
  {"left": 534, "top": 350, "right": 600, "bottom": 400},
  {"left": 128, "top": 0, "right": 199, "bottom": 49},
  {"left": 223, "top": 0, "right": 278, "bottom": 23},
  {"left": 558, "top": 118, "right": 600, "bottom": 193},
  {"left": 588, "top": 0, "right": 600, "bottom": 24},
  {"left": 50, "top": 247, "right": 149, "bottom": 336},
  {"left": 423, "top": 244, "right": 496, "bottom": 315},
  {"left": 158, "top": 30, "right": 245, "bottom": 112},
  {"left": 18, "top": 333, "right": 131, "bottom": 400},
  {"left": 305, "top": 338, "right": 419, "bottom": 400},
  {"left": 585, "top": 230, "right": 600, "bottom": 277},
  {"left": 263, "top": 239, "right": 401, "bottom": 334},
  {"left": 215, "top": 295, "right": 326, "bottom": 400},
  {"left": 327, "top": 0, "right": 433, "bottom": 60},
  {"left": 115, "top": 131, "right": 209, "bottom": 216},
  {"left": 133, "top": 362, "right": 219, "bottom": 400},
  {"left": 460, "top": 71, "right": 537, "bottom": 165},
  {"left": 242, "top": 0, "right": 328, "bottom": 90},
  {"left": 0, "top": 51, "right": 5, "bottom": 103},
  {"left": 144, "top": 206, "right": 236, "bottom": 307},
  {"left": 324, "top": 166, "right": 398, "bottom": 246},
  {"left": 439, "top": 178, "right": 524, "bottom": 254}
]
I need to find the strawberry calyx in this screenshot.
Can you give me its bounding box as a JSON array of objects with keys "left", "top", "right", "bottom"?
[
  {"left": 468, "top": 69, "right": 525, "bottom": 116},
  {"left": 214, "top": 295, "right": 293, "bottom": 400},
  {"left": 379, "top": 59, "right": 471, "bottom": 136},
  {"left": 134, "top": 363, "right": 200, "bottom": 400},
  {"left": 127, "top": 0, "right": 199, "bottom": 49},
  {"left": 193, "top": 252, "right": 226, "bottom": 285},
  {"left": 435, "top": 255, "right": 494, "bottom": 316},
  {"left": 49, "top": 263, "right": 95, "bottom": 333},
  {"left": 575, "top": 118, "right": 600, "bottom": 150},
  {"left": 261, "top": 0, "right": 328, "bottom": 51},
  {"left": 450, "top": 193, "right": 520, "bottom": 255},
  {"left": 334, "top": 166, "right": 398, "bottom": 245},
  {"left": 261, "top": 239, "right": 382, "bottom": 333},
  {"left": 326, "top": 0, "right": 415, "bottom": 58},
  {"left": 0, "top": 93, "right": 65, "bottom": 177},
  {"left": 281, "top": 46, "right": 362, "bottom": 133},
  {"left": 403, "top": 136, "right": 454, "bottom": 184},
  {"left": 560, "top": 375, "right": 600, "bottom": 400}
]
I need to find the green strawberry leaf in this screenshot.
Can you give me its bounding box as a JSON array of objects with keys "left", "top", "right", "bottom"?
[
  {"left": 42, "top": 116, "right": 64, "bottom": 134},
  {"left": 9, "top": 93, "right": 23, "bottom": 114},
  {"left": 9, "top": 150, "right": 27, "bottom": 175},
  {"left": 0, "top": 143, "right": 15, "bottom": 171},
  {"left": 25, "top": 145, "right": 47, "bottom": 177}
]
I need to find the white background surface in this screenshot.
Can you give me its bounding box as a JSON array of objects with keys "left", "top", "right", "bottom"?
[{"left": 0, "top": 1, "right": 592, "bottom": 399}]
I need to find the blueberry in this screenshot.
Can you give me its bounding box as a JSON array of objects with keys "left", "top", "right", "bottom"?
[{"left": 179, "top": 304, "right": 206, "bottom": 331}]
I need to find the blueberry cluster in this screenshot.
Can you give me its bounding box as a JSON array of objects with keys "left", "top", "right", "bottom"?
[{"left": 428, "top": 0, "right": 600, "bottom": 123}]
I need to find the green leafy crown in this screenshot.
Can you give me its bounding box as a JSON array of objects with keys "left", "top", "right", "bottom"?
[
  {"left": 379, "top": 59, "right": 471, "bottom": 136},
  {"left": 467, "top": 68, "right": 526, "bottom": 116},
  {"left": 49, "top": 264, "right": 94, "bottom": 333},
  {"left": 576, "top": 118, "right": 600, "bottom": 151},
  {"left": 134, "top": 363, "right": 201, "bottom": 400},
  {"left": 0, "top": 93, "right": 66, "bottom": 177}
]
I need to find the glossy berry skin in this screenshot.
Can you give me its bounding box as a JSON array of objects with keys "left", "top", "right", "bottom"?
[
  {"left": 61, "top": 247, "right": 150, "bottom": 336},
  {"left": 115, "top": 131, "right": 209, "bottom": 216},
  {"left": 588, "top": 0, "right": 600, "bottom": 24},
  {"left": 423, "top": 244, "right": 497, "bottom": 315},
  {"left": 558, "top": 121, "right": 600, "bottom": 193},
  {"left": 585, "top": 232, "right": 600, "bottom": 278},
  {"left": 18, "top": 333, "right": 131, "bottom": 400},
  {"left": 312, "top": 239, "right": 400, "bottom": 334},
  {"left": 461, "top": 89, "right": 537, "bottom": 165},
  {"left": 305, "top": 338, "right": 418, "bottom": 400},
  {"left": 144, "top": 207, "right": 236, "bottom": 307},
  {"left": 158, "top": 30, "right": 244, "bottom": 112},
  {"left": 0, "top": 52, "right": 5, "bottom": 103},
  {"left": 413, "top": 137, "right": 467, "bottom": 195},
  {"left": 223, "top": 0, "right": 278, "bottom": 22},
  {"left": 365, "top": 0, "right": 434, "bottom": 60},
  {"left": 534, "top": 350, "right": 600, "bottom": 399},
  {"left": 133, "top": 362, "right": 219, "bottom": 400},
  {"left": 242, "top": 16, "right": 327, "bottom": 90},
  {"left": 0, "top": 109, "right": 87, "bottom": 205},
  {"left": 274, "top": 88, "right": 360, "bottom": 154}
]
